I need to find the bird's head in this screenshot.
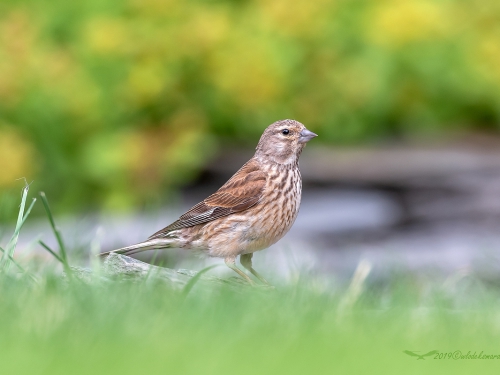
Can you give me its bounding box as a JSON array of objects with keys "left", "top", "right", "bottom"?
[{"left": 255, "top": 119, "right": 317, "bottom": 165}]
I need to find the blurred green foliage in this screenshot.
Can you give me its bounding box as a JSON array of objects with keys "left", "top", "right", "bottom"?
[{"left": 1, "top": 0, "right": 500, "bottom": 211}]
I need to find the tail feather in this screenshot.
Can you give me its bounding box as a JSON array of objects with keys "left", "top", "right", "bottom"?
[{"left": 99, "top": 239, "right": 174, "bottom": 258}]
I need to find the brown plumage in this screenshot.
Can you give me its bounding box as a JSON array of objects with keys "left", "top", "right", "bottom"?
[{"left": 100, "top": 119, "right": 317, "bottom": 285}]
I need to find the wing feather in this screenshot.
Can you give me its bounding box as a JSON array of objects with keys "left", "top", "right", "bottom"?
[
  {"left": 148, "top": 159, "right": 266, "bottom": 240},
  {"left": 403, "top": 351, "right": 420, "bottom": 357}
]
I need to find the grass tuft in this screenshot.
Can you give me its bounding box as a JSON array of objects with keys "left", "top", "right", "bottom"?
[
  {"left": 0, "top": 184, "right": 36, "bottom": 274},
  {"left": 182, "top": 264, "right": 221, "bottom": 296},
  {"left": 39, "top": 192, "right": 71, "bottom": 275},
  {"left": 1, "top": 189, "right": 500, "bottom": 374}
]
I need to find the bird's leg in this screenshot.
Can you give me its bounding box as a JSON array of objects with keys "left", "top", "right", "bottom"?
[
  {"left": 224, "top": 256, "right": 255, "bottom": 286},
  {"left": 240, "top": 253, "right": 270, "bottom": 286}
]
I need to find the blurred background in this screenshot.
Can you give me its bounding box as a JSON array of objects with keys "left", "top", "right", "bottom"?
[{"left": 2, "top": 0, "right": 500, "bottom": 281}]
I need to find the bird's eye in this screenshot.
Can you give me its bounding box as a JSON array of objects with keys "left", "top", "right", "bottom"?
[{"left": 281, "top": 129, "right": 290, "bottom": 135}]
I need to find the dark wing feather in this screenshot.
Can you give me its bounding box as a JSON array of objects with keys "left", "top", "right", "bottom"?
[
  {"left": 403, "top": 351, "right": 420, "bottom": 357},
  {"left": 422, "top": 350, "right": 439, "bottom": 357},
  {"left": 148, "top": 159, "right": 266, "bottom": 240}
]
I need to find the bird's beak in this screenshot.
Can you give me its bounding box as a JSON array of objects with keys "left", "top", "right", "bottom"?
[{"left": 298, "top": 128, "right": 318, "bottom": 144}]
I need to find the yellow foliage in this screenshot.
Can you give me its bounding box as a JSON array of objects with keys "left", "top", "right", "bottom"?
[
  {"left": 258, "top": 0, "right": 333, "bottom": 37},
  {"left": 178, "top": 7, "right": 231, "bottom": 52},
  {"left": 209, "top": 37, "right": 286, "bottom": 109},
  {"left": 128, "top": 0, "right": 180, "bottom": 17},
  {"left": 369, "top": 0, "right": 448, "bottom": 46},
  {"left": 0, "top": 127, "right": 36, "bottom": 187},
  {"left": 1, "top": 0, "right": 500, "bottom": 211},
  {"left": 85, "top": 18, "right": 129, "bottom": 55},
  {"left": 125, "top": 58, "right": 169, "bottom": 105},
  {"left": 475, "top": 36, "right": 500, "bottom": 83},
  {"left": 0, "top": 11, "right": 35, "bottom": 105}
]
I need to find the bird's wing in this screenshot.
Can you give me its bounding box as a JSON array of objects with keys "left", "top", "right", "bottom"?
[
  {"left": 148, "top": 159, "right": 267, "bottom": 239},
  {"left": 403, "top": 351, "right": 420, "bottom": 357},
  {"left": 422, "top": 350, "right": 439, "bottom": 357}
]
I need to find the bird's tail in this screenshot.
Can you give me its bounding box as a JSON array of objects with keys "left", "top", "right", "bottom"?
[{"left": 99, "top": 238, "right": 175, "bottom": 258}]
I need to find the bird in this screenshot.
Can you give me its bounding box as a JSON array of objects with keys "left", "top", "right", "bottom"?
[
  {"left": 403, "top": 350, "right": 439, "bottom": 360},
  {"left": 100, "top": 119, "right": 317, "bottom": 285}
]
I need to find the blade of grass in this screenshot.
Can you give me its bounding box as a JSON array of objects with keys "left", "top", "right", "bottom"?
[
  {"left": 38, "top": 240, "right": 64, "bottom": 264},
  {"left": 0, "top": 186, "right": 34, "bottom": 271},
  {"left": 143, "top": 250, "right": 161, "bottom": 282},
  {"left": 337, "top": 259, "right": 372, "bottom": 321},
  {"left": 183, "top": 264, "right": 221, "bottom": 296},
  {"left": 6, "top": 197, "right": 37, "bottom": 254},
  {"left": 17, "top": 198, "right": 37, "bottom": 231},
  {"left": 39, "top": 192, "right": 71, "bottom": 274},
  {"left": 90, "top": 227, "right": 104, "bottom": 279},
  {"left": 4, "top": 197, "right": 37, "bottom": 250},
  {"left": 0, "top": 245, "right": 38, "bottom": 282}
]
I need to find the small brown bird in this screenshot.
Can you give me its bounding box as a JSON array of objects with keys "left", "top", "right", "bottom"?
[{"left": 100, "top": 119, "right": 317, "bottom": 285}]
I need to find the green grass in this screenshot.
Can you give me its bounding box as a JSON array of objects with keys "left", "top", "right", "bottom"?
[{"left": 1, "top": 189, "right": 500, "bottom": 374}]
